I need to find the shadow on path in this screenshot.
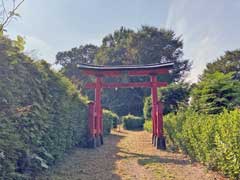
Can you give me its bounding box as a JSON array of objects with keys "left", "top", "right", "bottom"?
[
  {"left": 37, "top": 133, "right": 125, "bottom": 180},
  {"left": 118, "top": 150, "right": 191, "bottom": 166}
]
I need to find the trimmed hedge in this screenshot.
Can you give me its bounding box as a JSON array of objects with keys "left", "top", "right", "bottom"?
[
  {"left": 0, "top": 36, "right": 88, "bottom": 179},
  {"left": 143, "top": 119, "right": 152, "bottom": 133},
  {"left": 103, "top": 109, "right": 119, "bottom": 135},
  {"left": 164, "top": 109, "right": 240, "bottom": 179},
  {"left": 122, "top": 114, "right": 144, "bottom": 130},
  {"left": 143, "top": 96, "right": 152, "bottom": 120}
]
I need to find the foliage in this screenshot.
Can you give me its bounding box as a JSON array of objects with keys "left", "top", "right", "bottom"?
[
  {"left": 0, "top": 0, "right": 25, "bottom": 33},
  {"left": 96, "top": 26, "right": 190, "bottom": 81},
  {"left": 55, "top": 44, "right": 98, "bottom": 96},
  {"left": 55, "top": 26, "right": 191, "bottom": 116},
  {"left": 164, "top": 109, "right": 240, "bottom": 179},
  {"left": 98, "top": 26, "right": 190, "bottom": 116},
  {"left": 204, "top": 49, "right": 240, "bottom": 80},
  {"left": 122, "top": 114, "right": 144, "bottom": 130},
  {"left": 143, "top": 96, "right": 152, "bottom": 120},
  {"left": 143, "top": 83, "right": 190, "bottom": 119},
  {"left": 0, "top": 36, "right": 88, "bottom": 179},
  {"left": 103, "top": 109, "right": 119, "bottom": 135},
  {"left": 191, "top": 72, "right": 240, "bottom": 114},
  {"left": 143, "top": 119, "right": 152, "bottom": 133},
  {"left": 160, "top": 83, "right": 190, "bottom": 114}
]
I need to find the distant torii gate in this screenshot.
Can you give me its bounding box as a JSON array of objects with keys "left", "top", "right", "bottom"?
[{"left": 78, "top": 62, "right": 173, "bottom": 149}]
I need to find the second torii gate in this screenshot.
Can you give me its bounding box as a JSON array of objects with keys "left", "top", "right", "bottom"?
[{"left": 78, "top": 62, "right": 173, "bottom": 149}]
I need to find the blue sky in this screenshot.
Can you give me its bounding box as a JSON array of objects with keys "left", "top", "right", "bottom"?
[{"left": 8, "top": 0, "right": 240, "bottom": 82}]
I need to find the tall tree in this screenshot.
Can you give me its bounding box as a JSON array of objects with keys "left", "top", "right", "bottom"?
[
  {"left": 96, "top": 26, "right": 190, "bottom": 81},
  {"left": 203, "top": 49, "right": 240, "bottom": 80},
  {"left": 55, "top": 44, "right": 98, "bottom": 93},
  {"left": 55, "top": 26, "right": 191, "bottom": 116},
  {"left": 143, "top": 82, "right": 191, "bottom": 119},
  {"left": 191, "top": 72, "right": 240, "bottom": 114},
  {"left": 96, "top": 26, "right": 191, "bottom": 116}
]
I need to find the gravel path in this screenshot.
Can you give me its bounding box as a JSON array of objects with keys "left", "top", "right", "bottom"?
[{"left": 38, "top": 129, "right": 228, "bottom": 180}]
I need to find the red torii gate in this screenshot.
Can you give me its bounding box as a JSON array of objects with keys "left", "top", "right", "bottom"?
[{"left": 78, "top": 62, "right": 173, "bottom": 149}]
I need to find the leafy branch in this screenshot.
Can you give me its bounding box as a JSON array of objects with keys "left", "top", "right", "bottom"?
[{"left": 0, "top": 0, "right": 24, "bottom": 32}]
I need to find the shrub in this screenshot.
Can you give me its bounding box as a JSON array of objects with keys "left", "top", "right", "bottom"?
[
  {"left": 0, "top": 36, "right": 88, "bottom": 179},
  {"left": 122, "top": 114, "right": 144, "bottom": 130},
  {"left": 143, "top": 119, "right": 152, "bottom": 132},
  {"left": 164, "top": 109, "right": 240, "bottom": 179},
  {"left": 103, "top": 109, "right": 119, "bottom": 135},
  {"left": 143, "top": 96, "right": 152, "bottom": 120}
]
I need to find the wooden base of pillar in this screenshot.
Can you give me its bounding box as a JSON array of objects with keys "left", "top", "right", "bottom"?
[
  {"left": 87, "top": 137, "right": 97, "bottom": 148},
  {"left": 100, "top": 134, "right": 104, "bottom": 145},
  {"left": 87, "top": 134, "right": 104, "bottom": 148},
  {"left": 156, "top": 136, "right": 166, "bottom": 150},
  {"left": 152, "top": 134, "right": 156, "bottom": 145},
  {"left": 152, "top": 135, "right": 166, "bottom": 150},
  {"left": 96, "top": 135, "right": 101, "bottom": 147}
]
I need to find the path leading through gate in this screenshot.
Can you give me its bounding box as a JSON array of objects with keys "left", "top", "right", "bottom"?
[
  {"left": 78, "top": 62, "right": 174, "bottom": 149},
  {"left": 39, "top": 129, "right": 227, "bottom": 180}
]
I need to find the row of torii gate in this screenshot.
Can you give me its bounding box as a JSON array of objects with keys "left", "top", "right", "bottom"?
[{"left": 78, "top": 62, "right": 173, "bottom": 150}]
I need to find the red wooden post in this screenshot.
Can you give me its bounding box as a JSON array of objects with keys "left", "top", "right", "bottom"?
[
  {"left": 151, "top": 75, "right": 158, "bottom": 144},
  {"left": 88, "top": 102, "right": 95, "bottom": 137},
  {"left": 157, "top": 102, "right": 163, "bottom": 137},
  {"left": 95, "top": 77, "right": 102, "bottom": 135},
  {"left": 88, "top": 102, "right": 97, "bottom": 148},
  {"left": 95, "top": 76, "right": 104, "bottom": 145},
  {"left": 156, "top": 101, "right": 166, "bottom": 149}
]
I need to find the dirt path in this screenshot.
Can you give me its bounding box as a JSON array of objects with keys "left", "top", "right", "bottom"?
[{"left": 38, "top": 129, "right": 227, "bottom": 180}]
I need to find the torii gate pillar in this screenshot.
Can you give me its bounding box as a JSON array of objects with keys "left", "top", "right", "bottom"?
[
  {"left": 151, "top": 75, "right": 166, "bottom": 149},
  {"left": 95, "top": 76, "right": 103, "bottom": 145}
]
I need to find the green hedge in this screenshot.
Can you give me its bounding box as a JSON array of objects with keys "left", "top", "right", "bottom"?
[
  {"left": 103, "top": 109, "right": 119, "bottom": 135},
  {"left": 0, "top": 36, "right": 88, "bottom": 179},
  {"left": 143, "top": 119, "right": 152, "bottom": 133},
  {"left": 143, "top": 96, "right": 152, "bottom": 120},
  {"left": 164, "top": 109, "right": 240, "bottom": 179},
  {"left": 122, "top": 114, "right": 144, "bottom": 130}
]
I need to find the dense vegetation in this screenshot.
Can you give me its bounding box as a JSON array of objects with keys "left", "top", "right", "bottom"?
[
  {"left": 143, "top": 119, "right": 152, "bottom": 133},
  {"left": 191, "top": 72, "right": 240, "bottom": 114},
  {"left": 204, "top": 50, "right": 240, "bottom": 80},
  {"left": 0, "top": 36, "right": 89, "bottom": 179},
  {"left": 103, "top": 109, "right": 119, "bottom": 135},
  {"left": 143, "top": 50, "right": 240, "bottom": 179},
  {"left": 122, "top": 114, "right": 144, "bottom": 130},
  {"left": 164, "top": 110, "right": 240, "bottom": 179},
  {"left": 56, "top": 26, "right": 191, "bottom": 116},
  {"left": 143, "top": 82, "right": 190, "bottom": 119}
]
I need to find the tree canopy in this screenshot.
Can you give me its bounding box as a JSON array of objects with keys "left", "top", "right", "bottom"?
[
  {"left": 191, "top": 72, "right": 240, "bottom": 114},
  {"left": 96, "top": 26, "right": 190, "bottom": 82},
  {"left": 203, "top": 49, "right": 240, "bottom": 80},
  {"left": 56, "top": 44, "right": 98, "bottom": 93},
  {"left": 143, "top": 82, "right": 191, "bottom": 119},
  {"left": 55, "top": 26, "right": 191, "bottom": 116}
]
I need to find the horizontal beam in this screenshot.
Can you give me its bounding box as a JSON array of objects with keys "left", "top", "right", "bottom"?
[
  {"left": 85, "top": 82, "right": 168, "bottom": 89},
  {"left": 81, "top": 68, "right": 169, "bottom": 77}
]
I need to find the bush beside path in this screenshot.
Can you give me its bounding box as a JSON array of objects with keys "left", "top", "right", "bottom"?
[{"left": 39, "top": 129, "right": 227, "bottom": 180}]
